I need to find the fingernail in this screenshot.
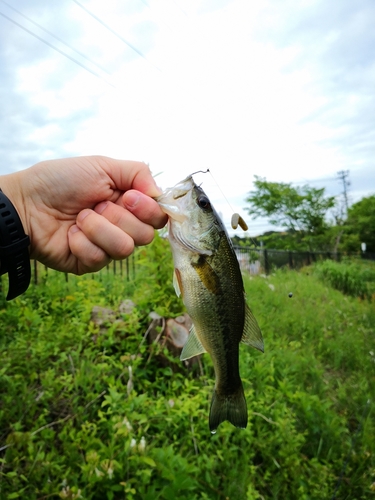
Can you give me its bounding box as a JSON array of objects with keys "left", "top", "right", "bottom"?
[
  {"left": 124, "top": 191, "right": 140, "bottom": 208},
  {"left": 69, "top": 224, "right": 81, "bottom": 234},
  {"left": 77, "top": 209, "right": 91, "bottom": 222},
  {"left": 95, "top": 202, "right": 108, "bottom": 214}
]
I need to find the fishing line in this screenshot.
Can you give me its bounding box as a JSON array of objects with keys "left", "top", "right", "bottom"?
[
  {"left": 207, "top": 169, "right": 235, "bottom": 214},
  {"left": 207, "top": 170, "right": 257, "bottom": 239},
  {"left": 206, "top": 169, "right": 274, "bottom": 274}
]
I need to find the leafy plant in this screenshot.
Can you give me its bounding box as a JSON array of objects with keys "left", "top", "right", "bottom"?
[
  {"left": 314, "top": 259, "right": 375, "bottom": 300},
  {"left": 245, "top": 176, "right": 336, "bottom": 250},
  {"left": 0, "top": 248, "right": 374, "bottom": 499}
]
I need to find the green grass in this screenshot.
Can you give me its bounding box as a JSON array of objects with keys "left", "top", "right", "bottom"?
[
  {"left": 0, "top": 237, "right": 374, "bottom": 499},
  {"left": 243, "top": 268, "right": 374, "bottom": 498},
  {"left": 314, "top": 258, "right": 375, "bottom": 300}
]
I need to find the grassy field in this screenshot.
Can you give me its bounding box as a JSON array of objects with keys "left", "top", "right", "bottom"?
[{"left": 0, "top": 236, "right": 374, "bottom": 499}]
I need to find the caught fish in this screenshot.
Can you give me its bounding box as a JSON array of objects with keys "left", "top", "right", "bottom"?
[{"left": 157, "top": 175, "right": 264, "bottom": 433}]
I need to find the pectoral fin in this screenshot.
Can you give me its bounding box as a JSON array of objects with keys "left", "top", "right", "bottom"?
[
  {"left": 173, "top": 268, "right": 183, "bottom": 298},
  {"left": 180, "top": 325, "right": 207, "bottom": 361},
  {"left": 241, "top": 303, "right": 264, "bottom": 353}
]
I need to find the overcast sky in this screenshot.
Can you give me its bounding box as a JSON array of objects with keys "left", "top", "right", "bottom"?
[{"left": 0, "top": 0, "right": 374, "bottom": 235}]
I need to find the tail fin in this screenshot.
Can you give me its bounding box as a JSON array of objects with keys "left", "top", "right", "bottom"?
[{"left": 209, "top": 385, "right": 248, "bottom": 434}]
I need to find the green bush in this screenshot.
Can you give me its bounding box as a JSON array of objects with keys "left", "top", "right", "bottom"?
[
  {"left": 0, "top": 240, "right": 374, "bottom": 499},
  {"left": 314, "top": 259, "right": 375, "bottom": 300}
]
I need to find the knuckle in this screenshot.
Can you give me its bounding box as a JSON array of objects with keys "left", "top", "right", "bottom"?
[
  {"left": 136, "top": 226, "right": 155, "bottom": 246},
  {"left": 85, "top": 247, "right": 108, "bottom": 269},
  {"left": 113, "top": 237, "right": 135, "bottom": 259}
]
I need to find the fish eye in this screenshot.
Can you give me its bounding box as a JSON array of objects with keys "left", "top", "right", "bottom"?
[{"left": 197, "top": 195, "right": 210, "bottom": 210}]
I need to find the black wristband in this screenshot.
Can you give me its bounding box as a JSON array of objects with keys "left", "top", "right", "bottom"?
[{"left": 0, "top": 190, "right": 31, "bottom": 300}]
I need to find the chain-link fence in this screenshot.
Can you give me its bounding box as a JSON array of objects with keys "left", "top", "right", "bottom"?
[{"left": 233, "top": 246, "right": 375, "bottom": 275}]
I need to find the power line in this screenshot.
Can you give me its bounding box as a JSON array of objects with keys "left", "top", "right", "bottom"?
[
  {"left": 73, "top": 0, "right": 161, "bottom": 72},
  {"left": 0, "top": 11, "right": 115, "bottom": 88},
  {"left": 0, "top": 0, "right": 109, "bottom": 75}
]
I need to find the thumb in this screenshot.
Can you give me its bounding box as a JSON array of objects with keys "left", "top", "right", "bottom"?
[{"left": 98, "top": 157, "right": 162, "bottom": 197}]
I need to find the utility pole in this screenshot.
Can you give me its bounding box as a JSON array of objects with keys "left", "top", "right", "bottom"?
[{"left": 337, "top": 170, "right": 350, "bottom": 216}]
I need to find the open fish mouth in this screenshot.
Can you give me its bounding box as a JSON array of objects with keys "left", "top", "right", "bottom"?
[{"left": 156, "top": 176, "right": 195, "bottom": 222}]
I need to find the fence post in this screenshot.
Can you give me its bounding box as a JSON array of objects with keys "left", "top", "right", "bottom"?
[
  {"left": 288, "top": 251, "right": 293, "bottom": 269},
  {"left": 263, "top": 249, "right": 269, "bottom": 274}
]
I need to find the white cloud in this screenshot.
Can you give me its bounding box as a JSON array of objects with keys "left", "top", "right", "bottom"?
[{"left": 0, "top": 0, "right": 374, "bottom": 235}]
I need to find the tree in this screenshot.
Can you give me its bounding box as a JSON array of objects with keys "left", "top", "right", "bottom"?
[
  {"left": 343, "top": 195, "right": 375, "bottom": 253},
  {"left": 245, "top": 176, "right": 336, "bottom": 249}
]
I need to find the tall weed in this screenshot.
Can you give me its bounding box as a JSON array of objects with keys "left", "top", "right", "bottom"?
[
  {"left": 314, "top": 259, "right": 375, "bottom": 300},
  {"left": 0, "top": 242, "right": 374, "bottom": 499}
]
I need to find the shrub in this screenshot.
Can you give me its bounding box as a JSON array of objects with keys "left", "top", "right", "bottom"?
[
  {"left": 314, "top": 259, "right": 375, "bottom": 300},
  {"left": 0, "top": 245, "right": 374, "bottom": 498}
]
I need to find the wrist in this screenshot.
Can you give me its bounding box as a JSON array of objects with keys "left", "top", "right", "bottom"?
[
  {"left": 0, "top": 173, "right": 31, "bottom": 299},
  {"left": 0, "top": 171, "right": 29, "bottom": 236}
]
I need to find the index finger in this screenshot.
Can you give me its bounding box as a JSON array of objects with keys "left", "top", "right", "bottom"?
[{"left": 97, "top": 157, "right": 162, "bottom": 198}]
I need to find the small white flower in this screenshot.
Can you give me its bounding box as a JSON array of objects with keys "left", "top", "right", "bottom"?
[
  {"left": 123, "top": 417, "right": 132, "bottom": 431},
  {"left": 139, "top": 436, "right": 146, "bottom": 452},
  {"left": 130, "top": 438, "right": 137, "bottom": 448},
  {"left": 95, "top": 467, "right": 104, "bottom": 477},
  {"left": 60, "top": 487, "right": 69, "bottom": 499},
  {"left": 127, "top": 366, "right": 134, "bottom": 396},
  {"left": 268, "top": 284, "right": 275, "bottom": 291}
]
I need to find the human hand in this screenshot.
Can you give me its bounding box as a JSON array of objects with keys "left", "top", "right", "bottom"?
[{"left": 0, "top": 156, "right": 167, "bottom": 274}]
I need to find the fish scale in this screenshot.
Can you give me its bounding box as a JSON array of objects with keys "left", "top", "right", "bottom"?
[{"left": 157, "top": 175, "right": 264, "bottom": 433}]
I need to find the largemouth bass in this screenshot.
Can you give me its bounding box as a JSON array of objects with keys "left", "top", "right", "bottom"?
[{"left": 157, "top": 175, "right": 264, "bottom": 433}]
